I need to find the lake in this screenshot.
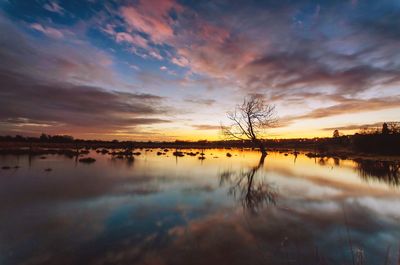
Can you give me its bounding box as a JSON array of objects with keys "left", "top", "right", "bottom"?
[{"left": 1, "top": 149, "right": 399, "bottom": 265}]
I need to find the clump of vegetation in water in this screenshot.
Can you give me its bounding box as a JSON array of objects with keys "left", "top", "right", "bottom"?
[
  {"left": 99, "top": 149, "right": 109, "bottom": 154},
  {"left": 79, "top": 157, "right": 96, "bottom": 164},
  {"left": 173, "top": 150, "right": 184, "bottom": 157}
]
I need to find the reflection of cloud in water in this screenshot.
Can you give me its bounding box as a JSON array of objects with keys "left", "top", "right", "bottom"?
[
  {"left": 279, "top": 177, "right": 342, "bottom": 200},
  {"left": 138, "top": 202, "right": 400, "bottom": 265},
  {"left": 268, "top": 164, "right": 400, "bottom": 200},
  {"left": 180, "top": 184, "right": 215, "bottom": 194},
  {"left": 0, "top": 173, "right": 160, "bottom": 211},
  {"left": 346, "top": 197, "right": 400, "bottom": 221},
  {"left": 1, "top": 150, "right": 400, "bottom": 265}
]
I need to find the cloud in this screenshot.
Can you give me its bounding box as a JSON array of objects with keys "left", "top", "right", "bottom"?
[
  {"left": 191, "top": 124, "right": 221, "bottom": 130},
  {"left": 116, "top": 0, "right": 400, "bottom": 120},
  {"left": 114, "top": 91, "right": 164, "bottom": 101},
  {"left": 322, "top": 122, "right": 384, "bottom": 131},
  {"left": 113, "top": 0, "right": 400, "bottom": 125},
  {"left": 0, "top": 70, "right": 170, "bottom": 135},
  {"left": 128, "top": 63, "right": 140, "bottom": 71},
  {"left": 184, "top": 98, "right": 216, "bottom": 106},
  {"left": 120, "top": 0, "right": 182, "bottom": 44},
  {"left": 279, "top": 96, "right": 400, "bottom": 127},
  {"left": 101, "top": 24, "right": 164, "bottom": 60},
  {"left": 171, "top": 56, "right": 189, "bottom": 67},
  {"left": 3, "top": 0, "right": 400, "bottom": 137},
  {"left": 114, "top": 0, "right": 185, "bottom": 60},
  {"left": 240, "top": 52, "right": 400, "bottom": 96},
  {"left": 300, "top": 97, "right": 400, "bottom": 120},
  {"left": 0, "top": 15, "right": 117, "bottom": 87},
  {"left": 148, "top": 50, "right": 163, "bottom": 60},
  {"left": 0, "top": 14, "right": 171, "bottom": 136},
  {"left": 43, "top": 1, "right": 64, "bottom": 15},
  {"left": 168, "top": 10, "right": 256, "bottom": 77},
  {"left": 115, "top": 32, "right": 148, "bottom": 49},
  {"left": 30, "top": 23, "right": 64, "bottom": 39}
]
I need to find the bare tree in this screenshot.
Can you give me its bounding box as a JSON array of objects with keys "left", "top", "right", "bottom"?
[
  {"left": 222, "top": 95, "right": 277, "bottom": 156},
  {"left": 387, "top": 122, "right": 400, "bottom": 134}
]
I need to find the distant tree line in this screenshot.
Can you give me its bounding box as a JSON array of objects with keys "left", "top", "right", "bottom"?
[
  {"left": 0, "top": 122, "right": 399, "bottom": 155},
  {"left": 265, "top": 122, "right": 400, "bottom": 155},
  {"left": 352, "top": 122, "right": 400, "bottom": 155},
  {"left": 0, "top": 133, "right": 75, "bottom": 143}
]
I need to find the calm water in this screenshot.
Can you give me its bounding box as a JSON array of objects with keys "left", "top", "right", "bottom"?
[{"left": 0, "top": 149, "right": 399, "bottom": 265}]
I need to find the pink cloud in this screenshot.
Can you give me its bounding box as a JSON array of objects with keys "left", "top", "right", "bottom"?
[
  {"left": 171, "top": 56, "right": 189, "bottom": 67},
  {"left": 115, "top": 32, "right": 148, "bottom": 49},
  {"left": 103, "top": 26, "right": 164, "bottom": 60},
  {"left": 121, "top": 0, "right": 181, "bottom": 44},
  {"left": 149, "top": 50, "right": 163, "bottom": 60},
  {"left": 172, "top": 31, "right": 259, "bottom": 78},
  {"left": 119, "top": 0, "right": 257, "bottom": 76},
  {"left": 101, "top": 24, "right": 117, "bottom": 36},
  {"left": 30, "top": 23, "right": 64, "bottom": 39},
  {"left": 198, "top": 23, "right": 231, "bottom": 44}
]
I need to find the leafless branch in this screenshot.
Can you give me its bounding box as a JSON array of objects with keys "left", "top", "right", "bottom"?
[{"left": 221, "top": 95, "right": 277, "bottom": 153}]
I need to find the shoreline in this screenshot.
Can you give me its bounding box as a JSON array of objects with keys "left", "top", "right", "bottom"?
[{"left": 0, "top": 142, "right": 399, "bottom": 162}]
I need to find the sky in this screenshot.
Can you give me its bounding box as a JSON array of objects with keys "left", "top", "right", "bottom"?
[{"left": 0, "top": 0, "right": 399, "bottom": 141}]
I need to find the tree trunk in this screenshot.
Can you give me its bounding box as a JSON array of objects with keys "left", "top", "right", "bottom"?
[
  {"left": 259, "top": 144, "right": 267, "bottom": 155},
  {"left": 258, "top": 152, "right": 266, "bottom": 166},
  {"left": 253, "top": 139, "right": 267, "bottom": 155}
]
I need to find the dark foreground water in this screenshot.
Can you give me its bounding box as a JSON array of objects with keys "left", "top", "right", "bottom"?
[{"left": 0, "top": 149, "right": 399, "bottom": 265}]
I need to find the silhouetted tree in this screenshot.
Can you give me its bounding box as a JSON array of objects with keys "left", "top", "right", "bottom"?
[
  {"left": 333, "top": 129, "right": 340, "bottom": 138},
  {"left": 39, "top": 133, "right": 49, "bottom": 142},
  {"left": 51, "top": 135, "right": 74, "bottom": 143},
  {"left": 387, "top": 122, "right": 400, "bottom": 134},
  {"left": 15, "top": 135, "right": 25, "bottom": 141},
  {"left": 382, "top": 123, "right": 389, "bottom": 135},
  {"left": 222, "top": 95, "right": 277, "bottom": 156}
]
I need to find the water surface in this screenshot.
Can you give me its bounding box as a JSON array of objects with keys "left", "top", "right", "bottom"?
[{"left": 1, "top": 149, "right": 399, "bottom": 265}]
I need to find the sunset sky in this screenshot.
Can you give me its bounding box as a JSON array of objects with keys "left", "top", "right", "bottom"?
[{"left": 0, "top": 0, "right": 399, "bottom": 141}]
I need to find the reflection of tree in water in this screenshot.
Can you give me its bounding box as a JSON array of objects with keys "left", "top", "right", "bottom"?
[
  {"left": 318, "top": 157, "right": 327, "bottom": 166},
  {"left": 333, "top": 157, "right": 340, "bottom": 166},
  {"left": 355, "top": 159, "right": 400, "bottom": 187},
  {"left": 219, "top": 154, "right": 277, "bottom": 214}
]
